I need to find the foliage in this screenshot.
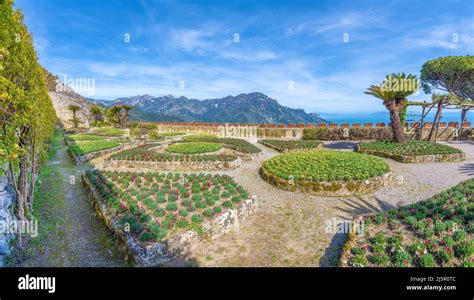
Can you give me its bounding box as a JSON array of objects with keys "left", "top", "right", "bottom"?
[
  {"left": 67, "top": 134, "right": 105, "bottom": 141},
  {"left": 180, "top": 136, "right": 261, "bottom": 154},
  {"left": 259, "top": 139, "right": 322, "bottom": 152},
  {"left": 261, "top": 150, "right": 390, "bottom": 181},
  {"left": 347, "top": 179, "right": 474, "bottom": 267},
  {"left": 157, "top": 131, "right": 186, "bottom": 137},
  {"left": 302, "top": 128, "right": 392, "bottom": 141},
  {"left": 69, "top": 141, "right": 120, "bottom": 156},
  {"left": 111, "top": 144, "right": 237, "bottom": 162},
  {"left": 86, "top": 170, "right": 250, "bottom": 241},
  {"left": 91, "top": 127, "right": 125, "bottom": 136},
  {"left": 167, "top": 142, "right": 222, "bottom": 154},
  {"left": 365, "top": 73, "right": 419, "bottom": 144},
  {"left": 0, "top": 0, "right": 58, "bottom": 219},
  {"left": 358, "top": 141, "right": 463, "bottom": 158},
  {"left": 420, "top": 56, "right": 474, "bottom": 101}
]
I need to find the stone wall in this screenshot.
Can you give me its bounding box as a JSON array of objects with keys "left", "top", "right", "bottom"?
[
  {"left": 259, "top": 167, "right": 393, "bottom": 196},
  {"left": 133, "top": 121, "right": 473, "bottom": 141},
  {"left": 103, "top": 157, "right": 242, "bottom": 171},
  {"left": 0, "top": 175, "right": 17, "bottom": 267}
]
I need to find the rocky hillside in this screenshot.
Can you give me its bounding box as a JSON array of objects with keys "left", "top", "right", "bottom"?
[
  {"left": 43, "top": 69, "right": 93, "bottom": 128},
  {"left": 110, "top": 92, "right": 325, "bottom": 124}
]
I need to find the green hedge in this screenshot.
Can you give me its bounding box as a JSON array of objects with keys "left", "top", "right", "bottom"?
[{"left": 302, "top": 128, "right": 392, "bottom": 141}]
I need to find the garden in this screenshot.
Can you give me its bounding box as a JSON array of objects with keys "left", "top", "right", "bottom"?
[
  {"left": 180, "top": 135, "right": 262, "bottom": 154},
  {"left": 259, "top": 139, "right": 323, "bottom": 152},
  {"left": 357, "top": 140, "right": 465, "bottom": 163},
  {"left": 69, "top": 140, "right": 121, "bottom": 156},
  {"left": 341, "top": 179, "right": 474, "bottom": 267},
  {"left": 106, "top": 144, "right": 241, "bottom": 170},
  {"left": 91, "top": 127, "right": 126, "bottom": 136},
  {"left": 260, "top": 150, "right": 392, "bottom": 196},
  {"left": 167, "top": 142, "right": 223, "bottom": 154},
  {"left": 85, "top": 170, "right": 252, "bottom": 241}
]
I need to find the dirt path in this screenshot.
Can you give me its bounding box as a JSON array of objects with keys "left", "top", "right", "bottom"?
[
  {"left": 7, "top": 132, "right": 125, "bottom": 267},
  {"left": 167, "top": 140, "right": 474, "bottom": 267}
]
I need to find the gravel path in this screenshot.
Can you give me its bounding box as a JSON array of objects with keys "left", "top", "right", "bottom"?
[
  {"left": 8, "top": 135, "right": 125, "bottom": 267},
  {"left": 166, "top": 140, "right": 474, "bottom": 267}
]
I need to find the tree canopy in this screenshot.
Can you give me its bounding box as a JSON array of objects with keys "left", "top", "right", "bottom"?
[
  {"left": 0, "top": 0, "right": 58, "bottom": 219},
  {"left": 420, "top": 55, "right": 474, "bottom": 101}
]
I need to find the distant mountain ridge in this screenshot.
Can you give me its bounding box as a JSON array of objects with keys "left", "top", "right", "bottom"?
[{"left": 95, "top": 92, "right": 325, "bottom": 124}]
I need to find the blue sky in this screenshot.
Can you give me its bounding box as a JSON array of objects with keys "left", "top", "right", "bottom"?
[{"left": 15, "top": 0, "right": 474, "bottom": 114}]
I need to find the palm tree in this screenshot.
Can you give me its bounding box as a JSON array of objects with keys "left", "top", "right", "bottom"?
[
  {"left": 67, "top": 104, "right": 81, "bottom": 128},
  {"left": 365, "top": 73, "right": 419, "bottom": 144}
]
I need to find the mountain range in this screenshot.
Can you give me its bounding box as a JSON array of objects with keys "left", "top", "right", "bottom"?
[{"left": 90, "top": 93, "right": 325, "bottom": 124}]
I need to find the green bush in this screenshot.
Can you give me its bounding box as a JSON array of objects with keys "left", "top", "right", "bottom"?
[
  {"left": 261, "top": 150, "right": 390, "bottom": 182},
  {"left": 70, "top": 140, "right": 120, "bottom": 156},
  {"left": 167, "top": 142, "right": 222, "bottom": 154},
  {"left": 358, "top": 140, "right": 463, "bottom": 157}
]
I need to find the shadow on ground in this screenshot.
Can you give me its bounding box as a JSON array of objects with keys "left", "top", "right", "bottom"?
[
  {"left": 323, "top": 142, "right": 357, "bottom": 150},
  {"left": 319, "top": 196, "right": 395, "bottom": 267},
  {"left": 459, "top": 163, "right": 474, "bottom": 177},
  {"left": 334, "top": 196, "right": 395, "bottom": 220}
]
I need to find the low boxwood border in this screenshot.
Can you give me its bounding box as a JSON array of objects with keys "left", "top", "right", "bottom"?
[
  {"left": 356, "top": 145, "right": 466, "bottom": 163},
  {"left": 81, "top": 173, "right": 258, "bottom": 266},
  {"left": 259, "top": 167, "right": 393, "bottom": 196}
]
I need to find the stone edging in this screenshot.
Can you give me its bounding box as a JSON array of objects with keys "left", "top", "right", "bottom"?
[
  {"left": 103, "top": 156, "right": 242, "bottom": 171},
  {"left": 338, "top": 214, "right": 371, "bottom": 267},
  {"left": 356, "top": 146, "right": 466, "bottom": 163},
  {"left": 259, "top": 167, "right": 393, "bottom": 196},
  {"left": 81, "top": 174, "right": 258, "bottom": 266},
  {"left": 258, "top": 140, "right": 323, "bottom": 153}
]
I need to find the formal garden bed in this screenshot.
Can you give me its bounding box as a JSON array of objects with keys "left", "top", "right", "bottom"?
[
  {"left": 166, "top": 142, "right": 223, "bottom": 154},
  {"left": 260, "top": 150, "right": 392, "bottom": 196},
  {"left": 357, "top": 141, "right": 465, "bottom": 163},
  {"left": 91, "top": 127, "right": 127, "bottom": 136},
  {"left": 179, "top": 135, "right": 262, "bottom": 160},
  {"left": 340, "top": 179, "right": 474, "bottom": 267},
  {"left": 259, "top": 139, "right": 323, "bottom": 152},
  {"left": 67, "top": 134, "right": 107, "bottom": 141},
  {"left": 82, "top": 170, "right": 258, "bottom": 266},
  {"left": 64, "top": 133, "right": 125, "bottom": 165},
  {"left": 105, "top": 144, "right": 241, "bottom": 170}
]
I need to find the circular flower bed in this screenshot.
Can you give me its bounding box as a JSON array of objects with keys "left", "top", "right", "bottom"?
[
  {"left": 357, "top": 141, "right": 465, "bottom": 163},
  {"left": 260, "top": 150, "right": 392, "bottom": 196},
  {"left": 166, "top": 142, "right": 222, "bottom": 154}
]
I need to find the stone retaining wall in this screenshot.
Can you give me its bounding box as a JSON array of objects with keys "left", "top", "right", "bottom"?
[
  {"left": 103, "top": 157, "right": 242, "bottom": 171},
  {"left": 259, "top": 168, "right": 393, "bottom": 196},
  {"left": 338, "top": 214, "right": 367, "bottom": 267},
  {"left": 81, "top": 174, "right": 258, "bottom": 266},
  {"left": 0, "top": 175, "right": 17, "bottom": 267},
  {"left": 356, "top": 147, "right": 466, "bottom": 163}
]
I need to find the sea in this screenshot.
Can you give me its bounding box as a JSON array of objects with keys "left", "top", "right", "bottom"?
[{"left": 319, "top": 109, "right": 473, "bottom": 125}]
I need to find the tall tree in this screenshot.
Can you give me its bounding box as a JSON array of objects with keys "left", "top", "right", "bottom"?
[
  {"left": 67, "top": 104, "right": 81, "bottom": 128},
  {"left": 365, "top": 73, "right": 419, "bottom": 144},
  {"left": 0, "top": 0, "right": 58, "bottom": 220},
  {"left": 421, "top": 56, "right": 474, "bottom": 101}
]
